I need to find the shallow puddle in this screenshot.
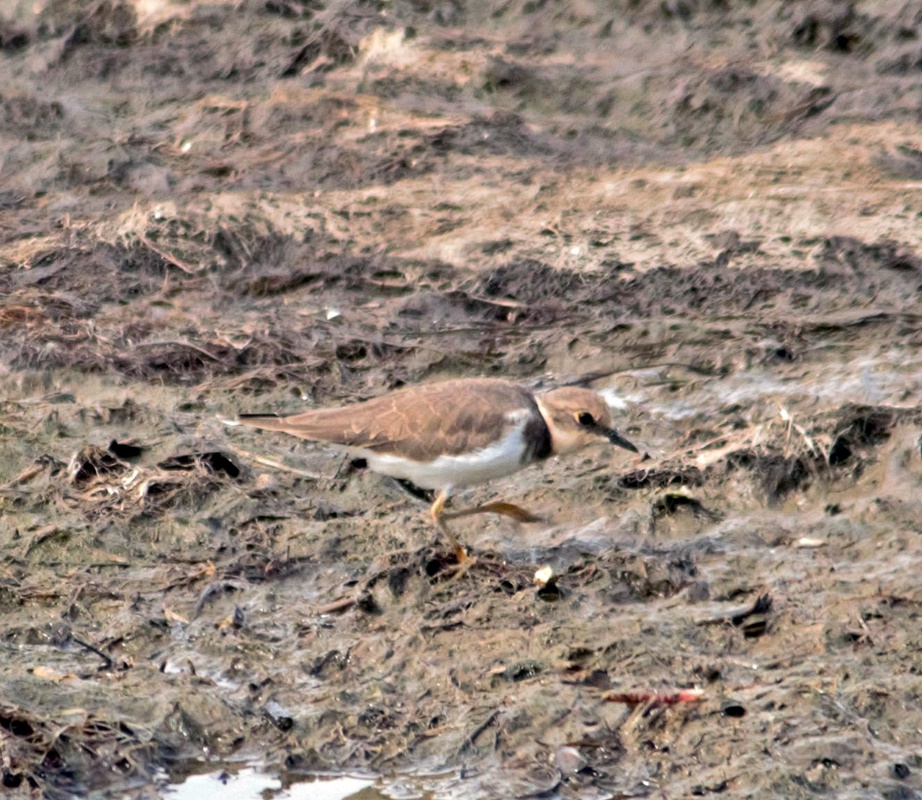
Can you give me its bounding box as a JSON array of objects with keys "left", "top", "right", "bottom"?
[
  {"left": 167, "top": 768, "right": 378, "bottom": 800},
  {"left": 2, "top": 0, "right": 922, "bottom": 796}
]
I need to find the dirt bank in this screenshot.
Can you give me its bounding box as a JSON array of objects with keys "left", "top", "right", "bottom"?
[{"left": 2, "top": 0, "right": 922, "bottom": 797}]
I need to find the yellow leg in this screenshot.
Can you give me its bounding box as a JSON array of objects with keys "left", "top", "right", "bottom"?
[
  {"left": 442, "top": 500, "right": 545, "bottom": 524},
  {"left": 430, "top": 492, "right": 545, "bottom": 565},
  {"left": 430, "top": 489, "right": 469, "bottom": 562}
]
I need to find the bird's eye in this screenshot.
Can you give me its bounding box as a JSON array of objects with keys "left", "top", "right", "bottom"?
[{"left": 576, "top": 412, "right": 595, "bottom": 427}]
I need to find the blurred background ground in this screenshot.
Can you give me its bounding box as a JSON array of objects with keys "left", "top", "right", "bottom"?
[{"left": 2, "top": 0, "right": 922, "bottom": 797}]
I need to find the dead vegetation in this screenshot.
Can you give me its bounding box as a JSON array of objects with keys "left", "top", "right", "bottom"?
[{"left": 2, "top": 0, "right": 922, "bottom": 796}]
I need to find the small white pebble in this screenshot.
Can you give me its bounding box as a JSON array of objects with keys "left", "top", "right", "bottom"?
[
  {"left": 795, "top": 537, "right": 825, "bottom": 548},
  {"left": 534, "top": 566, "right": 554, "bottom": 586}
]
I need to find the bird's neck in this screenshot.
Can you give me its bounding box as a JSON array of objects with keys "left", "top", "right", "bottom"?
[{"left": 535, "top": 399, "right": 579, "bottom": 456}]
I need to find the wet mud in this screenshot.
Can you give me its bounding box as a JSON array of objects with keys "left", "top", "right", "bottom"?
[{"left": 2, "top": 0, "right": 922, "bottom": 797}]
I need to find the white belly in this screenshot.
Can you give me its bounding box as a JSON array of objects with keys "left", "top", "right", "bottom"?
[{"left": 362, "top": 425, "right": 529, "bottom": 491}]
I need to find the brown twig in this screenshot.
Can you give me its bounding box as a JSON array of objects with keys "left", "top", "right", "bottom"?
[
  {"left": 137, "top": 231, "right": 199, "bottom": 274},
  {"left": 603, "top": 688, "right": 704, "bottom": 707}
]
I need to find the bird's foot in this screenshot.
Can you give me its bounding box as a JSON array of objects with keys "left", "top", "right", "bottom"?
[
  {"left": 445, "top": 546, "right": 479, "bottom": 581},
  {"left": 423, "top": 543, "right": 490, "bottom": 581}
]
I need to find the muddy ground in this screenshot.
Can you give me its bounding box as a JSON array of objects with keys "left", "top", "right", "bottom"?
[{"left": 2, "top": 0, "right": 922, "bottom": 797}]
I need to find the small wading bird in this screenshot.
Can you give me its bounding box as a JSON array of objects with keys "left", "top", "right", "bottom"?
[{"left": 237, "top": 378, "right": 638, "bottom": 561}]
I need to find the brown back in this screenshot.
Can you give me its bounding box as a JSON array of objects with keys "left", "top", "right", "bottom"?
[{"left": 240, "top": 378, "right": 548, "bottom": 463}]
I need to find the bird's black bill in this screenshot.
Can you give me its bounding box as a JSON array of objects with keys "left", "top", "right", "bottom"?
[{"left": 605, "top": 428, "right": 638, "bottom": 453}]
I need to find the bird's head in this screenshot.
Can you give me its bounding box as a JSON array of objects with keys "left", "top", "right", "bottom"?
[{"left": 537, "top": 386, "right": 638, "bottom": 456}]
